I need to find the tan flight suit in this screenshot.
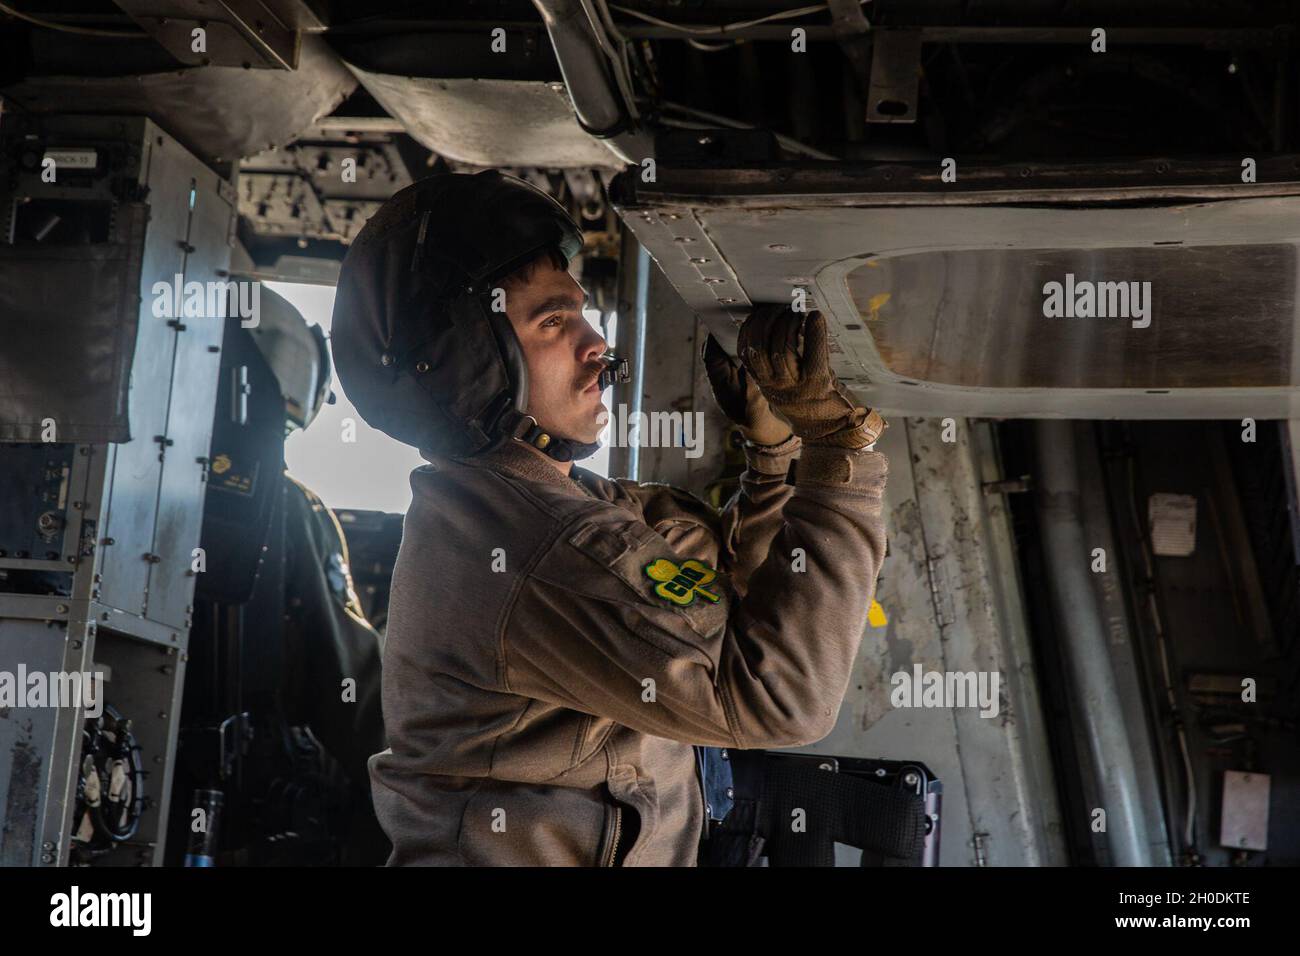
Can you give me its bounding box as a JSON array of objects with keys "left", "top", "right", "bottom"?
[{"left": 368, "top": 433, "right": 888, "bottom": 865}]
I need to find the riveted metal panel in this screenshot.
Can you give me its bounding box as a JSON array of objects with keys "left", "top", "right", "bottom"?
[{"left": 614, "top": 158, "right": 1300, "bottom": 419}]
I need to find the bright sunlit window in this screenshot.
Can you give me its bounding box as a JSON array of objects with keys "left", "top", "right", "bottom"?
[{"left": 266, "top": 282, "right": 611, "bottom": 514}]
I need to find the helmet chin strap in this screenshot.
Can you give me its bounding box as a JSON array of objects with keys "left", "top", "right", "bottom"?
[{"left": 511, "top": 418, "right": 602, "bottom": 463}]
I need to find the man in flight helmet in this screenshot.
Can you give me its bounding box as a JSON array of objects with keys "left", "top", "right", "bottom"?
[{"left": 332, "top": 169, "right": 890, "bottom": 866}]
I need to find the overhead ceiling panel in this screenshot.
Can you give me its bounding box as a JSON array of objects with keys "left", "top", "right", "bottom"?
[
  {"left": 342, "top": 65, "right": 619, "bottom": 169},
  {"left": 0, "top": 34, "right": 354, "bottom": 166},
  {"left": 612, "top": 158, "right": 1300, "bottom": 419}
]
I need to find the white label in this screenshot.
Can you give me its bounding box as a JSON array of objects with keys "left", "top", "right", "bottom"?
[
  {"left": 43, "top": 149, "right": 97, "bottom": 169},
  {"left": 1148, "top": 492, "right": 1198, "bottom": 557}
]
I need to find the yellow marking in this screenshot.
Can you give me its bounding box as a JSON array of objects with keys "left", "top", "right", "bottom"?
[
  {"left": 868, "top": 599, "right": 888, "bottom": 628},
  {"left": 865, "top": 292, "right": 891, "bottom": 321}
]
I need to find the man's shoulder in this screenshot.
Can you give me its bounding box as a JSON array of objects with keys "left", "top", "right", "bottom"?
[
  {"left": 411, "top": 455, "right": 581, "bottom": 516},
  {"left": 523, "top": 483, "right": 725, "bottom": 599},
  {"left": 405, "top": 456, "right": 653, "bottom": 563},
  {"left": 517, "top": 496, "right": 731, "bottom": 642},
  {"left": 614, "top": 478, "right": 720, "bottom": 534}
]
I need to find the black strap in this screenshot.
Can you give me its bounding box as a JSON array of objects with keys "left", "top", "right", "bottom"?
[
  {"left": 757, "top": 760, "right": 928, "bottom": 866},
  {"left": 501, "top": 409, "right": 601, "bottom": 463}
]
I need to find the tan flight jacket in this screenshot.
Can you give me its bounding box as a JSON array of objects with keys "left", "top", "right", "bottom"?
[{"left": 368, "top": 433, "right": 888, "bottom": 866}]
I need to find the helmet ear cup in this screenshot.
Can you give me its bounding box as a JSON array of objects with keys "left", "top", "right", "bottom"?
[{"left": 483, "top": 304, "right": 529, "bottom": 417}]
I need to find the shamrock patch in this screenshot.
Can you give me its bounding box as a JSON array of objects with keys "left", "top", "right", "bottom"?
[{"left": 644, "top": 558, "right": 721, "bottom": 607}]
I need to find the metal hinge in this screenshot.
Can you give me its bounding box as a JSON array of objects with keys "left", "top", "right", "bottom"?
[{"left": 925, "top": 556, "right": 956, "bottom": 628}]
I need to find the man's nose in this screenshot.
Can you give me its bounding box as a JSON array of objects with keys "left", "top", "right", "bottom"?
[{"left": 578, "top": 319, "right": 607, "bottom": 362}]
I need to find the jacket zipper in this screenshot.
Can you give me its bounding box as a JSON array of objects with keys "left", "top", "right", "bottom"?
[{"left": 606, "top": 806, "right": 623, "bottom": 866}]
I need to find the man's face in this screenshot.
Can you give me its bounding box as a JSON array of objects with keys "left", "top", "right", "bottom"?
[{"left": 504, "top": 261, "right": 609, "bottom": 445}]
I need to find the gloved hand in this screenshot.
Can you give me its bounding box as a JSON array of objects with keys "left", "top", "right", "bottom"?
[
  {"left": 701, "top": 332, "right": 793, "bottom": 447},
  {"left": 736, "top": 305, "right": 886, "bottom": 449}
]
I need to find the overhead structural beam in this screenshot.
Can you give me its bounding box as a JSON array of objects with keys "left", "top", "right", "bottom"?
[
  {"left": 532, "top": 0, "right": 654, "bottom": 166},
  {"left": 611, "top": 24, "right": 1288, "bottom": 47},
  {"left": 827, "top": 0, "right": 872, "bottom": 81},
  {"left": 111, "top": 0, "right": 313, "bottom": 69}
]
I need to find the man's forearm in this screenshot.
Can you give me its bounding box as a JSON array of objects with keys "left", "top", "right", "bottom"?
[{"left": 721, "top": 432, "right": 801, "bottom": 595}]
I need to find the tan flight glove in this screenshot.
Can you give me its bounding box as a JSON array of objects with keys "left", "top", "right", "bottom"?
[
  {"left": 701, "top": 332, "right": 793, "bottom": 447},
  {"left": 736, "top": 305, "right": 886, "bottom": 449}
]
